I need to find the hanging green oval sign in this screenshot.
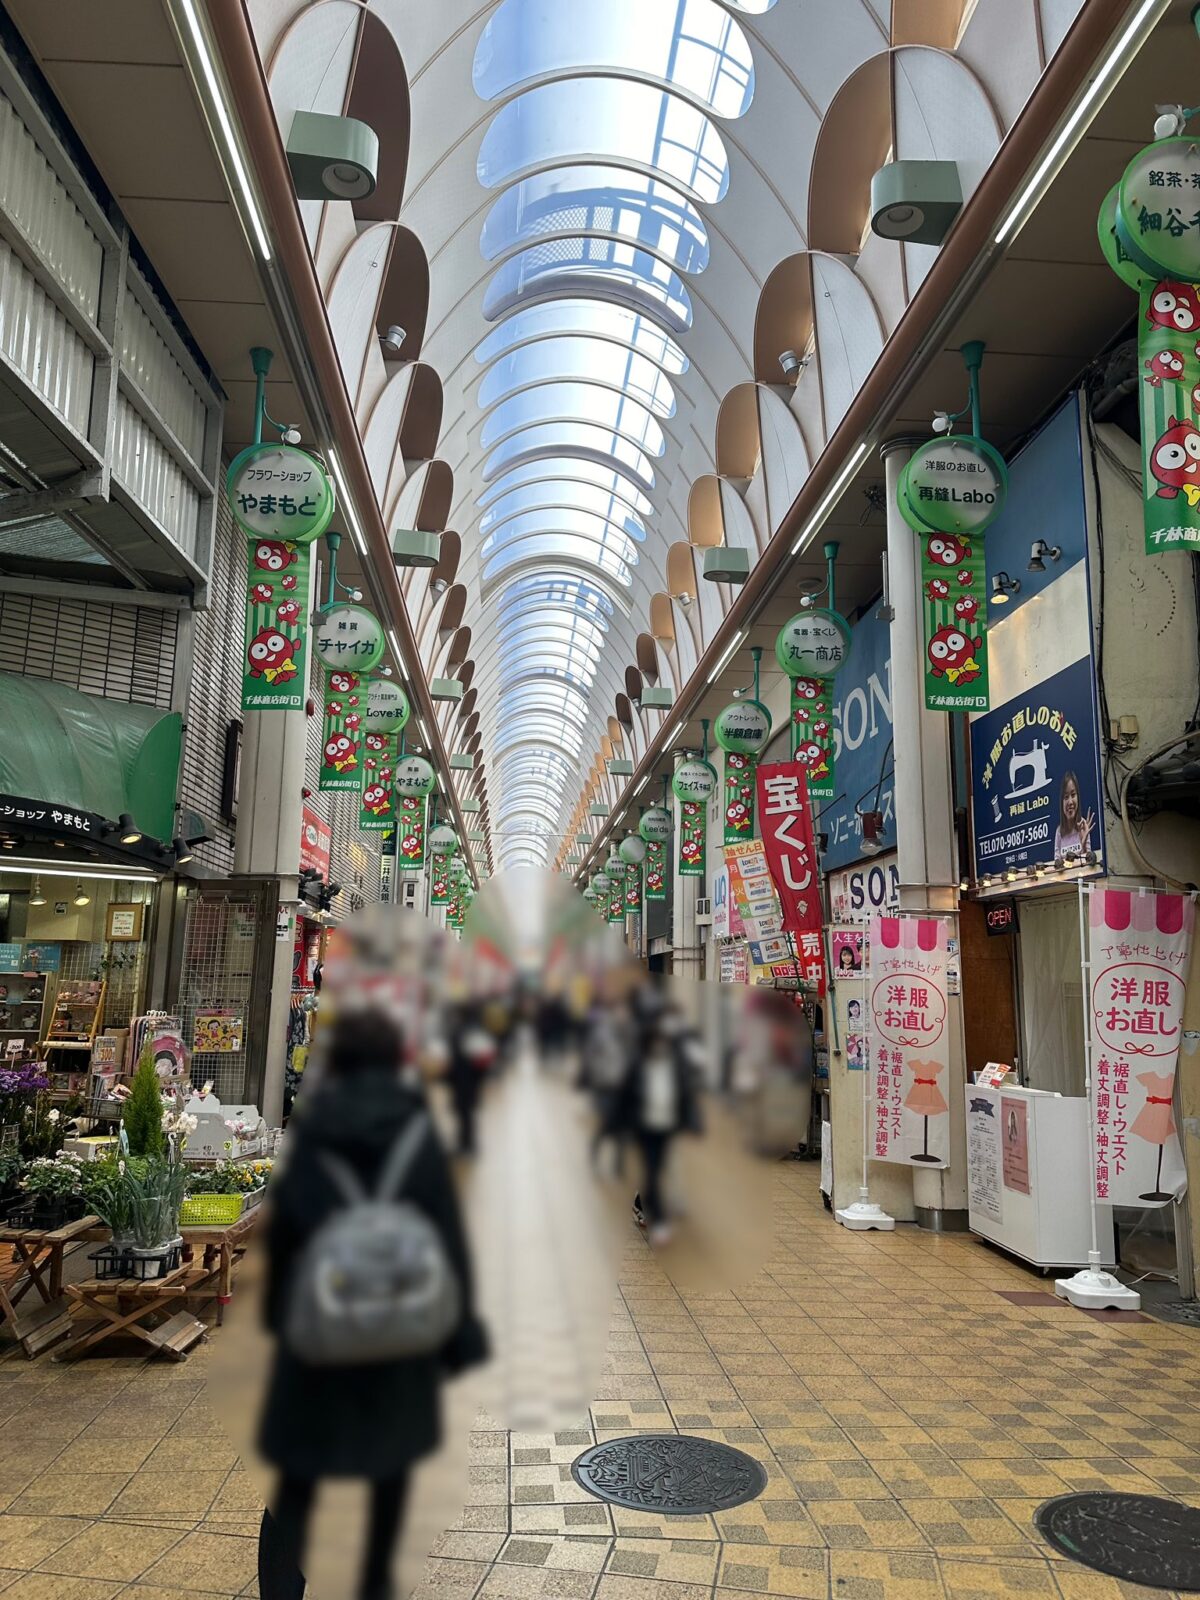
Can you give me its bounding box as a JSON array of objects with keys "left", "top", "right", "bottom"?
[
  {"left": 672, "top": 758, "right": 718, "bottom": 803},
  {"left": 314, "top": 604, "right": 387, "bottom": 675},
  {"left": 714, "top": 699, "right": 772, "bottom": 754},
  {"left": 898, "top": 434, "right": 1008, "bottom": 536},
  {"left": 606, "top": 852, "right": 627, "bottom": 878},
  {"left": 1116, "top": 138, "right": 1200, "bottom": 282},
  {"left": 1098, "top": 182, "right": 1150, "bottom": 290},
  {"left": 430, "top": 825, "right": 459, "bottom": 856},
  {"left": 640, "top": 807, "right": 672, "bottom": 842},
  {"left": 619, "top": 834, "right": 647, "bottom": 866},
  {"left": 227, "top": 442, "right": 336, "bottom": 545},
  {"left": 775, "top": 608, "right": 852, "bottom": 678},
  {"left": 591, "top": 872, "right": 612, "bottom": 894},
  {"left": 394, "top": 755, "right": 436, "bottom": 796},
  {"left": 364, "top": 678, "right": 410, "bottom": 733}
]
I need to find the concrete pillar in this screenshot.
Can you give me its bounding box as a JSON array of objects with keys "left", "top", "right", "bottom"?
[{"left": 882, "top": 438, "right": 969, "bottom": 1228}]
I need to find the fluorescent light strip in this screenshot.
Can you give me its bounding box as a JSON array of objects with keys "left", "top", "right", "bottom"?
[
  {"left": 634, "top": 775, "right": 649, "bottom": 796},
  {"left": 177, "top": 0, "right": 272, "bottom": 261},
  {"left": 327, "top": 450, "right": 368, "bottom": 557},
  {"left": 0, "top": 860, "right": 159, "bottom": 882},
  {"left": 664, "top": 720, "right": 683, "bottom": 747},
  {"left": 995, "top": 0, "right": 1168, "bottom": 244},
  {"left": 791, "top": 443, "right": 869, "bottom": 556},
  {"left": 708, "top": 628, "right": 746, "bottom": 685}
]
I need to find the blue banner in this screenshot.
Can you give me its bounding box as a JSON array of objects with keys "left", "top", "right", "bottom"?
[
  {"left": 970, "top": 655, "right": 1104, "bottom": 880},
  {"left": 821, "top": 606, "right": 894, "bottom": 872}
]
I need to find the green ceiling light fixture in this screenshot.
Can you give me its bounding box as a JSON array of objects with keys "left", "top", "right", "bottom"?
[
  {"left": 870, "top": 160, "right": 962, "bottom": 245},
  {"left": 431, "top": 678, "right": 463, "bottom": 703},
  {"left": 393, "top": 529, "right": 442, "bottom": 568},
  {"left": 450, "top": 753, "right": 476, "bottom": 770},
  {"left": 702, "top": 546, "right": 750, "bottom": 584},
  {"left": 640, "top": 686, "right": 674, "bottom": 710},
  {"left": 588, "top": 802, "right": 610, "bottom": 817},
  {"left": 286, "top": 111, "right": 379, "bottom": 201},
  {"left": 607, "top": 758, "right": 634, "bottom": 776}
]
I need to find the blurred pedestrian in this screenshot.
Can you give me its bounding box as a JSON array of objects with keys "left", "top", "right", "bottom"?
[
  {"left": 617, "top": 1016, "right": 702, "bottom": 1245},
  {"left": 257, "top": 1009, "right": 487, "bottom": 1600},
  {"left": 580, "top": 999, "right": 631, "bottom": 1176},
  {"left": 447, "top": 1008, "right": 495, "bottom": 1155}
]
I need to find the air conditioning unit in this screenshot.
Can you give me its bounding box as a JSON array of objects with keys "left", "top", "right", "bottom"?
[
  {"left": 694, "top": 897, "right": 713, "bottom": 925},
  {"left": 397, "top": 878, "right": 419, "bottom": 910}
]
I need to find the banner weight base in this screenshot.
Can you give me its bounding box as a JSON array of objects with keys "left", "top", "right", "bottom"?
[
  {"left": 836, "top": 1193, "right": 896, "bottom": 1232},
  {"left": 1054, "top": 1256, "right": 1141, "bottom": 1311}
]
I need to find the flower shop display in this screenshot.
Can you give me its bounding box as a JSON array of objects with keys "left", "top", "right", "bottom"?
[
  {"left": 85, "top": 1130, "right": 189, "bottom": 1279},
  {"left": 14, "top": 1151, "right": 87, "bottom": 1229},
  {"left": 179, "top": 1156, "right": 273, "bottom": 1224}
]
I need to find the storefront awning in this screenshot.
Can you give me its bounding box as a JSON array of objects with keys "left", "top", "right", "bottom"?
[{"left": 0, "top": 673, "right": 181, "bottom": 841}]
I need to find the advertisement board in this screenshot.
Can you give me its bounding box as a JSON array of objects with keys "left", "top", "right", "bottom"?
[{"left": 820, "top": 608, "right": 895, "bottom": 872}]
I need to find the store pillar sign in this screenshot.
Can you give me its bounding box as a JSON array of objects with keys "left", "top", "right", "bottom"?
[
  {"left": 674, "top": 760, "right": 715, "bottom": 879},
  {"left": 319, "top": 670, "right": 363, "bottom": 792},
  {"left": 898, "top": 435, "right": 1008, "bottom": 537},
  {"left": 971, "top": 655, "right": 1104, "bottom": 882},
  {"left": 227, "top": 443, "right": 336, "bottom": 545},
  {"left": 1087, "top": 886, "right": 1193, "bottom": 1208},
  {"left": 868, "top": 916, "right": 952, "bottom": 1168},
  {"left": 394, "top": 755, "right": 436, "bottom": 797},
  {"left": 775, "top": 609, "right": 850, "bottom": 678},
  {"left": 1113, "top": 138, "right": 1200, "bottom": 282},
  {"left": 396, "top": 794, "right": 426, "bottom": 871},
  {"left": 723, "top": 751, "right": 757, "bottom": 844},
  {"left": 640, "top": 807, "right": 672, "bottom": 843},
  {"left": 714, "top": 700, "right": 771, "bottom": 755},
  {"left": 756, "top": 762, "right": 826, "bottom": 994}
]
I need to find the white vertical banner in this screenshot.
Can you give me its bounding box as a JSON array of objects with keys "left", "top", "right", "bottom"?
[
  {"left": 868, "top": 915, "right": 952, "bottom": 1167},
  {"left": 1087, "top": 885, "right": 1194, "bottom": 1207}
]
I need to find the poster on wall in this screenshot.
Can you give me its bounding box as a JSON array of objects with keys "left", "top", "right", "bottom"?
[
  {"left": 967, "top": 1093, "right": 1003, "bottom": 1223},
  {"left": 756, "top": 763, "right": 826, "bottom": 995},
  {"left": 1087, "top": 885, "right": 1193, "bottom": 1207},
  {"left": 971, "top": 655, "right": 1105, "bottom": 882},
  {"left": 832, "top": 929, "right": 865, "bottom": 976},
  {"left": 193, "top": 1011, "right": 244, "bottom": 1054},
  {"left": 1000, "top": 1095, "right": 1030, "bottom": 1194},
  {"left": 868, "top": 916, "right": 952, "bottom": 1167}
]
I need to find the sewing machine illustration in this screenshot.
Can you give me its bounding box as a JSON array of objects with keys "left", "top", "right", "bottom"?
[{"left": 1005, "top": 739, "right": 1050, "bottom": 800}]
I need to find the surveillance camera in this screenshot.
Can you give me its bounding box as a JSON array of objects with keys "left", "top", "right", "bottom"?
[
  {"left": 799, "top": 593, "right": 815, "bottom": 609},
  {"left": 1154, "top": 105, "right": 1186, "bottom": 140},
  {"left": 675, "top": 593, "right": 693, "bottom": 609},
  {"left": 431, "top": 576, "right": 448, "bottom": 597},
  {"left": 779, "top": 349, "right": 802, "bottom": 380},
  {"left": 382, "top": 324, "right": 406, "bottom": 353},
  {"left": 931, "top": 412, "right": 951, "bottom": 434},
  {"left": 378, "top": 665, "right": 392, "bottom": 677},
  {"left": 281, "top": 425, "right": 302, "bottom": 446},
  {"left": 348, "top": 587, "right": 363, "bottom": 602}
]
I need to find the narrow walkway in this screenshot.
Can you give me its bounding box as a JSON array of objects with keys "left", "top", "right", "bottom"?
[{"left": 0, "top": 1163, "right": 1197, "bottom": 1598}]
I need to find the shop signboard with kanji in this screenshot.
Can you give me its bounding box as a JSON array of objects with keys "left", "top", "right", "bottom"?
[
  {"left": 755, "top": 762, "right": 826, "bottom": 994},
  {"left": 673, "top": 759, "right": 716, "bottom": 878},
  {"left": 867, "top": 916, "right": 952, "bottom": 1167},
  {"left": 777, "top": 611, "right": 849, "bottom": 805},
  {"left": 1086, "top": 885, "right": 1193, "bottom": 1208},
  {"left": 970, "top": 655, "right": 1104, "bottom": 882}
]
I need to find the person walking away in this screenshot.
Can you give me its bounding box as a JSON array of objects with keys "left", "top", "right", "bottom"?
[
  {"left": 581, "top": 1000, "right": 631, "bottom": 1176},
  {"left": 618, "top": 1019, "right": 701, "bottom": 1245},
  {"left": 256, "top": 1009, "right": 487, "bottom": 1600},
  {"left": 447, "top": 1009, "right": 495, "bottom": 1156}
]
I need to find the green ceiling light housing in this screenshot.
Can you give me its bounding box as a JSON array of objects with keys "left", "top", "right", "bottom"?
[
  {"left": 450, "top": 753, "right": 476, "bottom": 770},
  {"left": 431, "top": 678, "right": 464, "bottom": 702},
  {"left": 870, "top": 160, "right": 962, "bottom": 244},
  {"left": 468, "top": 829, "right": 486, "bottom": 842},
  {"left": 702, "top": 546, "right": 750, "bottom": 584},
  {"left": 393, "top": 529, "right": 442, "bottom": 568},
  {"left": 640, "top": 685, "right": 674, "bottom": 710},
  {"left": 286, "top": 111, "right": 379, "bottom": 201},
  {"left": 461, "top": 797, "right": 481, "bottom": 812},
  {"left": 588, "top": 803, "right": 610, "bottom": 817},
  {"left": 607, "top": 758, "right": 634, "bottom": 776},
  {"left": 576, "top": 832, "right": 591, "bottom": 847}
]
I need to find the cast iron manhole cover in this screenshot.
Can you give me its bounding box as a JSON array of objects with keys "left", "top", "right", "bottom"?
[
  {"left": 571, "top": 1434, "right": 767, "bottom": 1515},
  {"left": 1035, "top": 1493, "right": 1200, "bottom": 1590}
]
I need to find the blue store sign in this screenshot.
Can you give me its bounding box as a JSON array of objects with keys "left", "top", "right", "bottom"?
[
  {"left": 970, "top": 655, "right": 1104, "bottom": 881},
  {"left": 821, "top": 606, "right": 894, "bottom": 872}
]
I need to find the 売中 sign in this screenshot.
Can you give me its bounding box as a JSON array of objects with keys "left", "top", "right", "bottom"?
[
  {"left": 756, "top": 762, "right": 826, "bottom": 994},
  {"left": 1087, "top": 884, "right": 1193, "bottom": 1208},
  {"left": 970, "top": 655, "right": 1104, "bottom": 883},
  {"left": 227, "top": 443, "right": 335, "bottom": 545},
  {"left": 314, "top": 604, "right": 387, "bottom": 675},
  {"left": 868, "top": 916, "right": 952, "bottom": 1167}
]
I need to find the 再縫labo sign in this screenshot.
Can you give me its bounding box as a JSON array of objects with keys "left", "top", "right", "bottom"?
[
  {"left": 1086, "top": 885, "right": 1193, "bottom": 1208},
  {"left": 898, "top": 434, "right": 1008, "bottom": 537},
  {"left": 673, "top": 759, "right": 716, "bottom": 879},
  {"left": 228, "top": 443, "right": 334, "bottom": 714},
  {"left": 868, "top": 915, "right": 952, "bottom": 1168},
  {"left": 319, "top": 670, "right": 362, "bottom": 792},
  {"left": 777, "top": 610, "right": 849, "bottom": 805}
]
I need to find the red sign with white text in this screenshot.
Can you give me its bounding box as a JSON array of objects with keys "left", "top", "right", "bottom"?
[
  {"left": 299, "top": 805, "right": 332, "bottom": 878},
  {"left": 756, "top": 762, "right": 826, "bottom": 994}
]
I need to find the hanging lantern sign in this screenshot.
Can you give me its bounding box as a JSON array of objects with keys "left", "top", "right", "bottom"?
[
  {"left": 672, "top": 758, "right": 718, "bottom": 803},
  {"left": 313, "top": 604, "right": 387, "bottom": 676},
  {"left": 227, "top": 443, "right": 335, "bottom": 546},
  {"left": 582, "top": 885, "right": 598, "bottom": 902},
  {"left": 640, "top": 807, "right": 672, "bottom": 843},
  {"left": 431, "top": 856, "right": 451, "bottom": 906},
  {"left": 714, "top": 699, "right": 772, "bottom": 755},
  {"left": 319, "top": 669, "right": 363, "bottom": 792},
  {"left": 430, "top": 824, "right": 459, "bottom": 857},
  {"left": 364, "top": 677, "right": 410, "bottom": 733},
  {"left": 916, "top": 528, "right": 989, "bottom": 712},
  {"left": 897, "top": 435, "right": 1008, "bottom": 538},
  {"left": 619, "top": 834, "right": 647, "bottom": 867},
  {"left": 789, "top": 678, "right": 836, "bottom": 804},
  {"left": 1097, "top": 183, "right": 1149, "bottom": 290},
  {"left": 1115, "top": 138, "right": 1200, "bottom": 282},
  {"left": 775, "top": 608, "right": 851, "bottom": 679},
  {"left": 396, "top": 794, "right": 427, "bottom": 871},
  {"left": 394, "top": 755, "right": 436, "bottom": 797}
]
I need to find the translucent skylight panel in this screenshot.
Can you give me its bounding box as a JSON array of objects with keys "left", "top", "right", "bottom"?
[
  {"left": 479, "top": 339, "right": 676, "bottom": 418},
  {"left": 483, "top": 242, "right": 693, "bottom": 330},
  {"left": 481, "top": 166, "right": 709, "bottom": 274},
  {"left": 482, "top": 537, "right": 634, "bottom": 586},
  {"left": 475, "top": 301, "right": 688, "bottom": 374},
  {"left": 473, "top": 0, "right": 755, "bottom": 121},
  {"left": 497, "top": 570, "right": 617, "bottom": 615},
  {"left": 482, "top": 517, "right": 638, "bottom": 569},
  {"left": 480, "top": 382, "right": 666, "bottom": 457},
  {"left": 482, "top": 423, "right": 656, "bottom": 489},
  {"left": 479, "top": 458, "right": 654, "bottom": 518},
  {"left": 477, "top": 80, "right": 729, "bottom": 206},
  {"left": 485, "top": 499, "right": 645, "bottom": 555}
]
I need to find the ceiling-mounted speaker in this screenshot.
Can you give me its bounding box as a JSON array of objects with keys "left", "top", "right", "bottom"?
[
  {"left": 588, "top": 803, "right": 610, "bottom": 817},
  {"left": 431, "top": 678, "right": 463, "bottom": 702},
  {"left": 286, "top": 112, "right": 379, "bottom": 201},
  {"left": 870, "top": 160, "right": 962, "bottom": 244},
  {"left": 702, "top": 547, "right": 751, "bottom": 584},
  {"left": 640, "top": 686, "right": 674, "bottom": 709},
  {"left": 393, "top": 529, "right": 442, "bottom": 568},
  {"left": 607, "top": 759, "right": 634, "bottom": 776}
]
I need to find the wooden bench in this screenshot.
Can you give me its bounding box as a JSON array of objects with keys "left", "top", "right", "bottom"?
[
  {"left": 57, "top": 1264, "right": 208, "bottom": 1362},
  {"left": 0, "top": 1214, "right": 99, "bottom": 1357}
]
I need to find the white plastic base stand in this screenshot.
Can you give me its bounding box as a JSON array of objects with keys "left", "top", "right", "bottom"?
[
  {"left": 1054, "top": 1251, "right": 1141, "bottom": 1310},
  {"left": 836, "top": 1186, "right": 896, "bottom": 1231}
]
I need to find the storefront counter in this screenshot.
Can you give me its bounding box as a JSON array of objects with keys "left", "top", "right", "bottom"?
[{"left": 965, "top": 1083, "right": 1114, "bottom": 1271}]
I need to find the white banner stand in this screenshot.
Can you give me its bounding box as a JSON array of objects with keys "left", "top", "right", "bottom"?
[
  {"left": 1054, "top": 883, "right": 1140, "bottom": 1311},
  {"left": 836, "top": 913, "right": 894, "bottom": 1232}
]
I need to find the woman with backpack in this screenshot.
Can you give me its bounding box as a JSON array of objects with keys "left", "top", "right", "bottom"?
[{"left": 256, "top": 1008, "right": 488, "bottom": 1600}]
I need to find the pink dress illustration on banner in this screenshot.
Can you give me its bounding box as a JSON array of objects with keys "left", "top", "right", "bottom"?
[
  {"left": 904, "top": 1058, "right": 947, "bottom": 1163},
  {"left": 1130, "top": 1070, "right": 1178, "bottom": 1202}
]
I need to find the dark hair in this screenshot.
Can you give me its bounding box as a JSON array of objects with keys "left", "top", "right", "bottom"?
[
  {"left": 1058, "top": 770, "right": 1080, "bottom": 836},
  {"left": 327, "top": 1009, "right": 402, "bottom": 1075}
]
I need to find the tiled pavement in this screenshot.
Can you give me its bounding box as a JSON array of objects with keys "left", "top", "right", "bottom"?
[{"left": 1, "top": 1161, "right": 1199, "bottom": 1598}]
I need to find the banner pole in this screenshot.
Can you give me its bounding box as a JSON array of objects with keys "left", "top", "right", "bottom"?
[
  {"left": 1054, "top": 881, "right": 1141, "bottom": 1310},
  {"left": 836, "top": 910, "right": 895, "bottom": 1232}
]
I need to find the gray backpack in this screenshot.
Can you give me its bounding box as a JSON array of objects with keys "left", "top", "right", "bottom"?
[{"left": 284, "top": 1113, "right": 460, "bottom": 1367}]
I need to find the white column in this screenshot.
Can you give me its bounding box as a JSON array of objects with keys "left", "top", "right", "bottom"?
[{"left": 882, "top": 438, "right": 968, "bottom": 1225}]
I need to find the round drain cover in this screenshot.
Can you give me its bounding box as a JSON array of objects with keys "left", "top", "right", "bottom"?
[
  {"left": 1035, "top": 1493, "right": 1200, "bottom": 1591},
  {"left": 571, "top": 1433, "right": 768, "bottom": 1516}
]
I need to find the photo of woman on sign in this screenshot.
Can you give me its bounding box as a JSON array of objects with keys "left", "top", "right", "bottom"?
[{"left": 1053, "top": 770, "right": 1096, "bottom": 860}]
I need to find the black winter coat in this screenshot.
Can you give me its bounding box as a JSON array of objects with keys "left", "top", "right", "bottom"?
[{"left": 257, "top": 1066, "right": 487, "bottom": 1481}]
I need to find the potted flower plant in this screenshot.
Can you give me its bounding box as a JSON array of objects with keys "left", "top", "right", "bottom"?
[
  {"left": 86, "top": 1131, "right": 190, "bottom": 1276},
  {"left": 19, "top": 1151, "right": 86, "bottom": 1229}
]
